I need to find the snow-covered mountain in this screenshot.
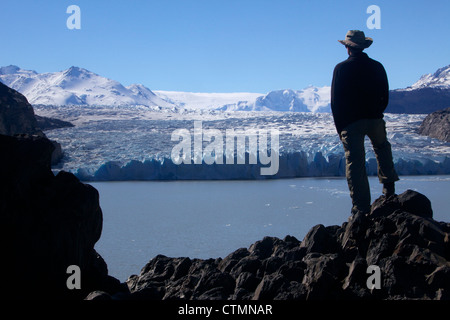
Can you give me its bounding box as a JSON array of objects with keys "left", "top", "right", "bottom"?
[
  {"left": 0, "top": 65, "right": 176, "bottom": 108},
  {"left": 154, "top": 91, "right": 263, "bottom": 110},
  {"left": 386, "top": 64, "right": 450, "bottom": 114},
  {"left": 217, "top": 87, "right": 331, "bottom": 113},
  {"left": 406, "top": 65, "right": 450, "bottom": 91},
  {"left": 154, "top": 87, "right": 331, "bottom": 113}
]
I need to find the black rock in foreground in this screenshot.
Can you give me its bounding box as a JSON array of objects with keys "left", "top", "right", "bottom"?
[
  {"left": 0, "top": 134, "right": 125, "bottom": 299},
  {"left": 98, "top": 190, "right": 449, "bottom": 301},
  {"left": 0, "top": 81, "right": 65, "bottom": 164}
]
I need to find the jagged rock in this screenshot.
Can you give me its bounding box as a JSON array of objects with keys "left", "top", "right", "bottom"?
[
  {"left": 253, "top": 274, "right": 288, "bottom": 300},
  {"left": 120, "top": 190, "right": 450, "bottom": 300},
  {"left": 51, "top": 139, "right": 64, "bottom": 165},
  {"left": 0, "top": 133, "right": 124, "bottom": 299},
  {"left": 301, "top": 252, "right": 345, "bottom": 300},
  {"left": 0, "top": 82, "right": 66, "bottom": 165},
  {"left": 85, "top": 291, "right": 112, "bottom": 300},
  {"left": 35, "top": 114, "right": 74, "bottom": 131},
  {"left": 370, "top": 190, "right": 433, "bottom": 219},
  {"left": 235, "top": 272, "right": 260, "bottom": 293},
  {"left": 342, "top": 256, "right": 369, "bottom": 296},
  {"left": 300, "top": 224, "right": 339, "bottom": 254},
  {"left": 249, "top": 236, "right": 281, "bottom": 259},
  {"left": 418, "top": 107, "right": 450, "bottom": 142},
  {"left": 0, "top": 82, "right": 42, "bottom": 136},
  {"left": 218, "top": 248, "right": 249, "bottom": 273}
]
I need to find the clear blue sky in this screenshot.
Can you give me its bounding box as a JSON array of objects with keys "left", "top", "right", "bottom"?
[{"left": 1, "top": 0, "right": 449, "bottom": 93}]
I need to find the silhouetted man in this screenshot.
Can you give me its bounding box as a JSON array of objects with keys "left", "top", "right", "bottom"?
[{"left": 331, "top": 30, "right": 399, "bottom": 215}]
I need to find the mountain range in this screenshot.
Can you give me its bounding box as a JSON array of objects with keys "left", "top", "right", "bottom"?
[
  {"left": 385, "top": 65, "right": 450, "bottom": 114},
  {"left": 1, "top": 64, "right": 449, "bottom": 114},
  {"left": 0, "top": 65, "right": 174, "bottom": 108}
]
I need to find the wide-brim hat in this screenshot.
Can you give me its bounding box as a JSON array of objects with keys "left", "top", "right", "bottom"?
[{"left": 338, "top": 30, "right": 373, "bottom": 49}]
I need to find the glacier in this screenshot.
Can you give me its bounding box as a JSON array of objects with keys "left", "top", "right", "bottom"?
[{"left": 36, "top": 105, "right": 450, "bottom": 181}]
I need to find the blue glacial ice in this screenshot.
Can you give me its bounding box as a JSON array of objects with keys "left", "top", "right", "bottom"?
[{"left": 38, "top": 106, "right": 450, "bottom": 181}]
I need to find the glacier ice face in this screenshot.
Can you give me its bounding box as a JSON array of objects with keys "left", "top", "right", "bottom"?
[{"left": 37, "top": 105, "right": 450, "bottom": 181}]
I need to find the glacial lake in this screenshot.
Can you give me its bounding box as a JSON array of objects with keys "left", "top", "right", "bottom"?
[{"left": 92, "top": 175, "right": 449, "bottom": 282}]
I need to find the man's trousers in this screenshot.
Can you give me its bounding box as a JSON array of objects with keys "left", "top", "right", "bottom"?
[{"left": 339, "top": 118, "right": 399, "bottom": 214}]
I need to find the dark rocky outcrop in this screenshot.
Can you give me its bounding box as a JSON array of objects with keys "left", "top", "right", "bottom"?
[
  {"left": 0, "top": 133, "right": 125, "bottom": 299},
  {"left": 114, "top": 190, "right": 449, "bottom": 301},
  {"left": 35, "top": 114, "right": 74, "bottom": 131},
  {"left": 0, "top": 81, "right": 125, "bottom": 299},
  {"left": 0, "top": 82, "right": 66, "bottom": 164},
  {"left": 418, "top": 107, "right": 450, "bottom": 142},
  {"left": 0, "top": 82, "right": 42, "bottom": 136}
]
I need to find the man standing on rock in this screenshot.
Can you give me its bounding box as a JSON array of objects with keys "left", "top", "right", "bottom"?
[{"left": 331, "top": 30, "right": 399, "bottom": 215}]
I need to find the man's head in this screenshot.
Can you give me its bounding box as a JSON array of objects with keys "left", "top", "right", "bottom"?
[
  {"left": 338, "top": 30, "right": 373, "bottom": 51},
  {"left": 345, "top": 45, "right": 363, "bottom": 56}
]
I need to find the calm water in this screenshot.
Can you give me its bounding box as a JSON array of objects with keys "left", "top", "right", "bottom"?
[{"left": 92, "top": 176, "right": 449, "bottom": 281}]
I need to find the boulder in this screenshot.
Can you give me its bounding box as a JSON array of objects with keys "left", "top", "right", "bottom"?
[
  {"left": 0, "top": 133, "right": 124, "bottom": 299},
  {"left": 370, "top": 189, "right": 433, "bottom": 219},
  {"left": 418, "top": 107, "right": 450, "bottom": 142}
]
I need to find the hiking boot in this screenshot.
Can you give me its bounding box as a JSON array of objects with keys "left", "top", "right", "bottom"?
[{"left": 382, "top": 182, "right": 395, "bottom": 197}]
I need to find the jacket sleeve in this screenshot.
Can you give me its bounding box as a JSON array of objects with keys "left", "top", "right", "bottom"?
[
  {"left": 378, "top": 63, "right": 389, "bottom": 113},
  {"left": 331, "top": 66, "right": 339, "bottom": 118},
  {"left": 331, "top": 65, "right": 344, "bottom": 133}
]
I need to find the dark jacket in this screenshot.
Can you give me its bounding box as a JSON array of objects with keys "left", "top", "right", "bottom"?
[{"left": 331, "top": 52, "right": 389, "bottom": 134}]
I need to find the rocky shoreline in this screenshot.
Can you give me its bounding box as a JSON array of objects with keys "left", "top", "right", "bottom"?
[
  {"left": 1, "top": 83, "right": 449, "bottom": 300},
  {"left": 89, "top": 189, "right": 449, "bottom": 301}
]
